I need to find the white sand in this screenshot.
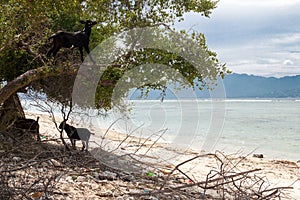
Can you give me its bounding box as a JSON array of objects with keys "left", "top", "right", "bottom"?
[{"left": 27, "top": 112, "right": 300, "bottom": 199}]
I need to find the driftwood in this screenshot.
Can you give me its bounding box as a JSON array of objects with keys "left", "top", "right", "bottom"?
[
  {"left": 127, "top": 151, "right": 294, "bottom": 199},
  {"left": 0, "top": 114, "right": 295, "bottom": 199}
]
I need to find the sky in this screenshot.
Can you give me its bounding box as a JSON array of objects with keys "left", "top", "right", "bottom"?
[{"left": 175, "top": 0, "right": 300, "bottom": 77}]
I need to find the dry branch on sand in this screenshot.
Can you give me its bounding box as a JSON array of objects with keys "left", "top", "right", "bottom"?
[
  {"left": 0, "top": 118, "right": 297, "bottom": 199},
  {"left": 127, "top": 151, "right": 294, "bottom": 199}
]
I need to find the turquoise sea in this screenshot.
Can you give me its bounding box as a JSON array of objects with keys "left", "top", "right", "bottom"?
[
  {"left": 24, "top": 98, "right": 300, "bottom": 161},
  {"left": 97, "top": 99, "right": 300, "bottom": 161}
]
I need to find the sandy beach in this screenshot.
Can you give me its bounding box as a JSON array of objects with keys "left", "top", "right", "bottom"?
[{"left": 24, "top": 112, "right": 300, "bottom": 199}]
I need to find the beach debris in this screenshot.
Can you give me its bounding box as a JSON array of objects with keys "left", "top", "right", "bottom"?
[
  {"left": 31, "top": 191, "right": 43, "bottom": 199},
  {"left": 72, "top": 175, "right": 78, "bottom": 181},
  {"left": 12, "top": 156, "right": 21, "bottom": 162},
  {"left": 146, "top": 172, "right": 155, "bottom": 177},
  {"left": 49, "top": 158, "right": 61, "bottom": 167},
  {"left": 0, "top": 121, "right": 296, "bottom": 200},
  {"left": 128, "top": 151, "right": 294, "bottom": 199},
  {"left": 120, "top": 174, "right": 135, "bottom": 182},
  {"left": 160, "top": 169, "right": 171, "bottom": 174},
  {"left": 253, "top": 154, "right": 264, "bottom": 158},
  {"left": 75, "top": 176, "right": 85, "bottom": 182},
  {"left": 66, "top": 176, "right": 74, "bottom": 182},
  {"left": 273, "top": 160, "right": 299, "bottom": 167},
  {"left": 98, "top": 171, "right": 118, "bottom": 180}
]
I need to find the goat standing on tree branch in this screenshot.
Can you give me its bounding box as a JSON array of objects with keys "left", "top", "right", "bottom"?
[{"left": 47, "top": 20, "right": 97, "bottom": 63}]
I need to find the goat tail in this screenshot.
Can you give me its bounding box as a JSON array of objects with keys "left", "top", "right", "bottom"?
[{"left": 36, "top": 116, "right": 40, "bottom": 122}]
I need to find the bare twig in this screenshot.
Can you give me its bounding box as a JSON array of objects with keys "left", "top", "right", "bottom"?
[{"left": 130, "top": 168, "right": 262, "bottom": 197}]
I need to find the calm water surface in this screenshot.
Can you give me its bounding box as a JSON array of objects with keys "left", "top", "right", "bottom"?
[
  {"left": 25, "top": 98, "right": 300, "bottom": 160},
  {"left": 103, "top": 99, "right": 300, "bottom": 161}
]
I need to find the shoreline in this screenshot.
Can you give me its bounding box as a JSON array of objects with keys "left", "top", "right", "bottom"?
[
  {"left": 25, "top": 109, "right": 299, "bottom": 162},
  {"left": 26, "top": 109, "right": 299, "bottom": 163},
  {"left": 22, "top": 99, "right": 300, "bottom": 162},
  {"left": 25, "top": 112, "right": 300, "bottom": 199}
]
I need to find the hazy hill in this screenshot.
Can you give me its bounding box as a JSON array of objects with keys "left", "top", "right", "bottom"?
[
  {"left": 222, "top": 73, "right": 300, "bottom": 98},
  {"left": 129, "top": 73, "right": 300, "bottom": 99}
]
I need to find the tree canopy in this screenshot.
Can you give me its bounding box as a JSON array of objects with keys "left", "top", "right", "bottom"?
[{"left": 0, "top": 0, "right": 229, "bottom": 114}]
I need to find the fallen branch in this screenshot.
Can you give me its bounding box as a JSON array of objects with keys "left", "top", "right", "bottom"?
[{"left": 130, "top": 168, "right": 261, "bottom": 197}]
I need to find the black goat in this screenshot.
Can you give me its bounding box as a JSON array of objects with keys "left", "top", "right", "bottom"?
[
  {"left": 59, "top": 121, "right": 92, "bottom": 151},
  {"left": 14, "top": 117, "right": 40, "bottom": 141},
  {"left": 47, "top": 20, "right": 97, "bottom": 62}
]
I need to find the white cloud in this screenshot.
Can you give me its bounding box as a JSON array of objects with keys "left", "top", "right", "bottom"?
[
  {"left": 211, "top": 34, "right": 300, "bottom": 77},
  {"left": 267, "top": 33, "right": 300, "bottom": 46},
  {"left": 283, "top": 59, "right": 294, "bottom": 66},
  {"left": 221, "top": 0, "right": 300, "bottom": 7},
  {"left": 175, "top": 0, "right": 300, "bottom": 77}
]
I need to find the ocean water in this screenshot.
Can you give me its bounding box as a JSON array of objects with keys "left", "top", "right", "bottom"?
[
  {"left": 23, "top": 97, "right": 300, "bottom": 161},
  {"left": 99, "top": 99, "right": 300, "bottom": 161}
]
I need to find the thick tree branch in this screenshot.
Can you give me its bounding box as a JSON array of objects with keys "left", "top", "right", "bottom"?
[{"left": 0, "top": 65, "right": 79, "bottom": 106}]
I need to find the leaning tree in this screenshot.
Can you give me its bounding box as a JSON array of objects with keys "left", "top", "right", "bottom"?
[{"left": 0, "top": 0, "right": 229, "bottom": 130}]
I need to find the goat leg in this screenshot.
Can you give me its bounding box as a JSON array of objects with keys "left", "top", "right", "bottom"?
[
  {"left": 47, "top": 40, "right": 57, "bottom": 57},
  {"left": 52, "top": 47, "right": 61, "bottom": 57},
  {"left": 36, "top": 131, "right": 41, "bottom": 141},
  {"left": 79, "top": 47, "right": 84, "bottom": 62},
  {"left": 46, "top": 48, "right": 54, "bottom": 57},
  {"left": 70, "top": 139, "right": 76, "bottom": 149},
  {"left": 81, "top": 141, "right": 86, "bottom": 151}
]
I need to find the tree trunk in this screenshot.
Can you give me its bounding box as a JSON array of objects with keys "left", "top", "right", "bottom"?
[{"left": 0, "top": 93, "right": 25, "bottom": 131}]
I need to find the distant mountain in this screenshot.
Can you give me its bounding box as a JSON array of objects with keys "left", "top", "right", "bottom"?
[
  {"left": 128, "top": 73, "right": 300, "bottom": 99},
  {"left": 221, "top": 73, "right": 300, "bottom": 98}
]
